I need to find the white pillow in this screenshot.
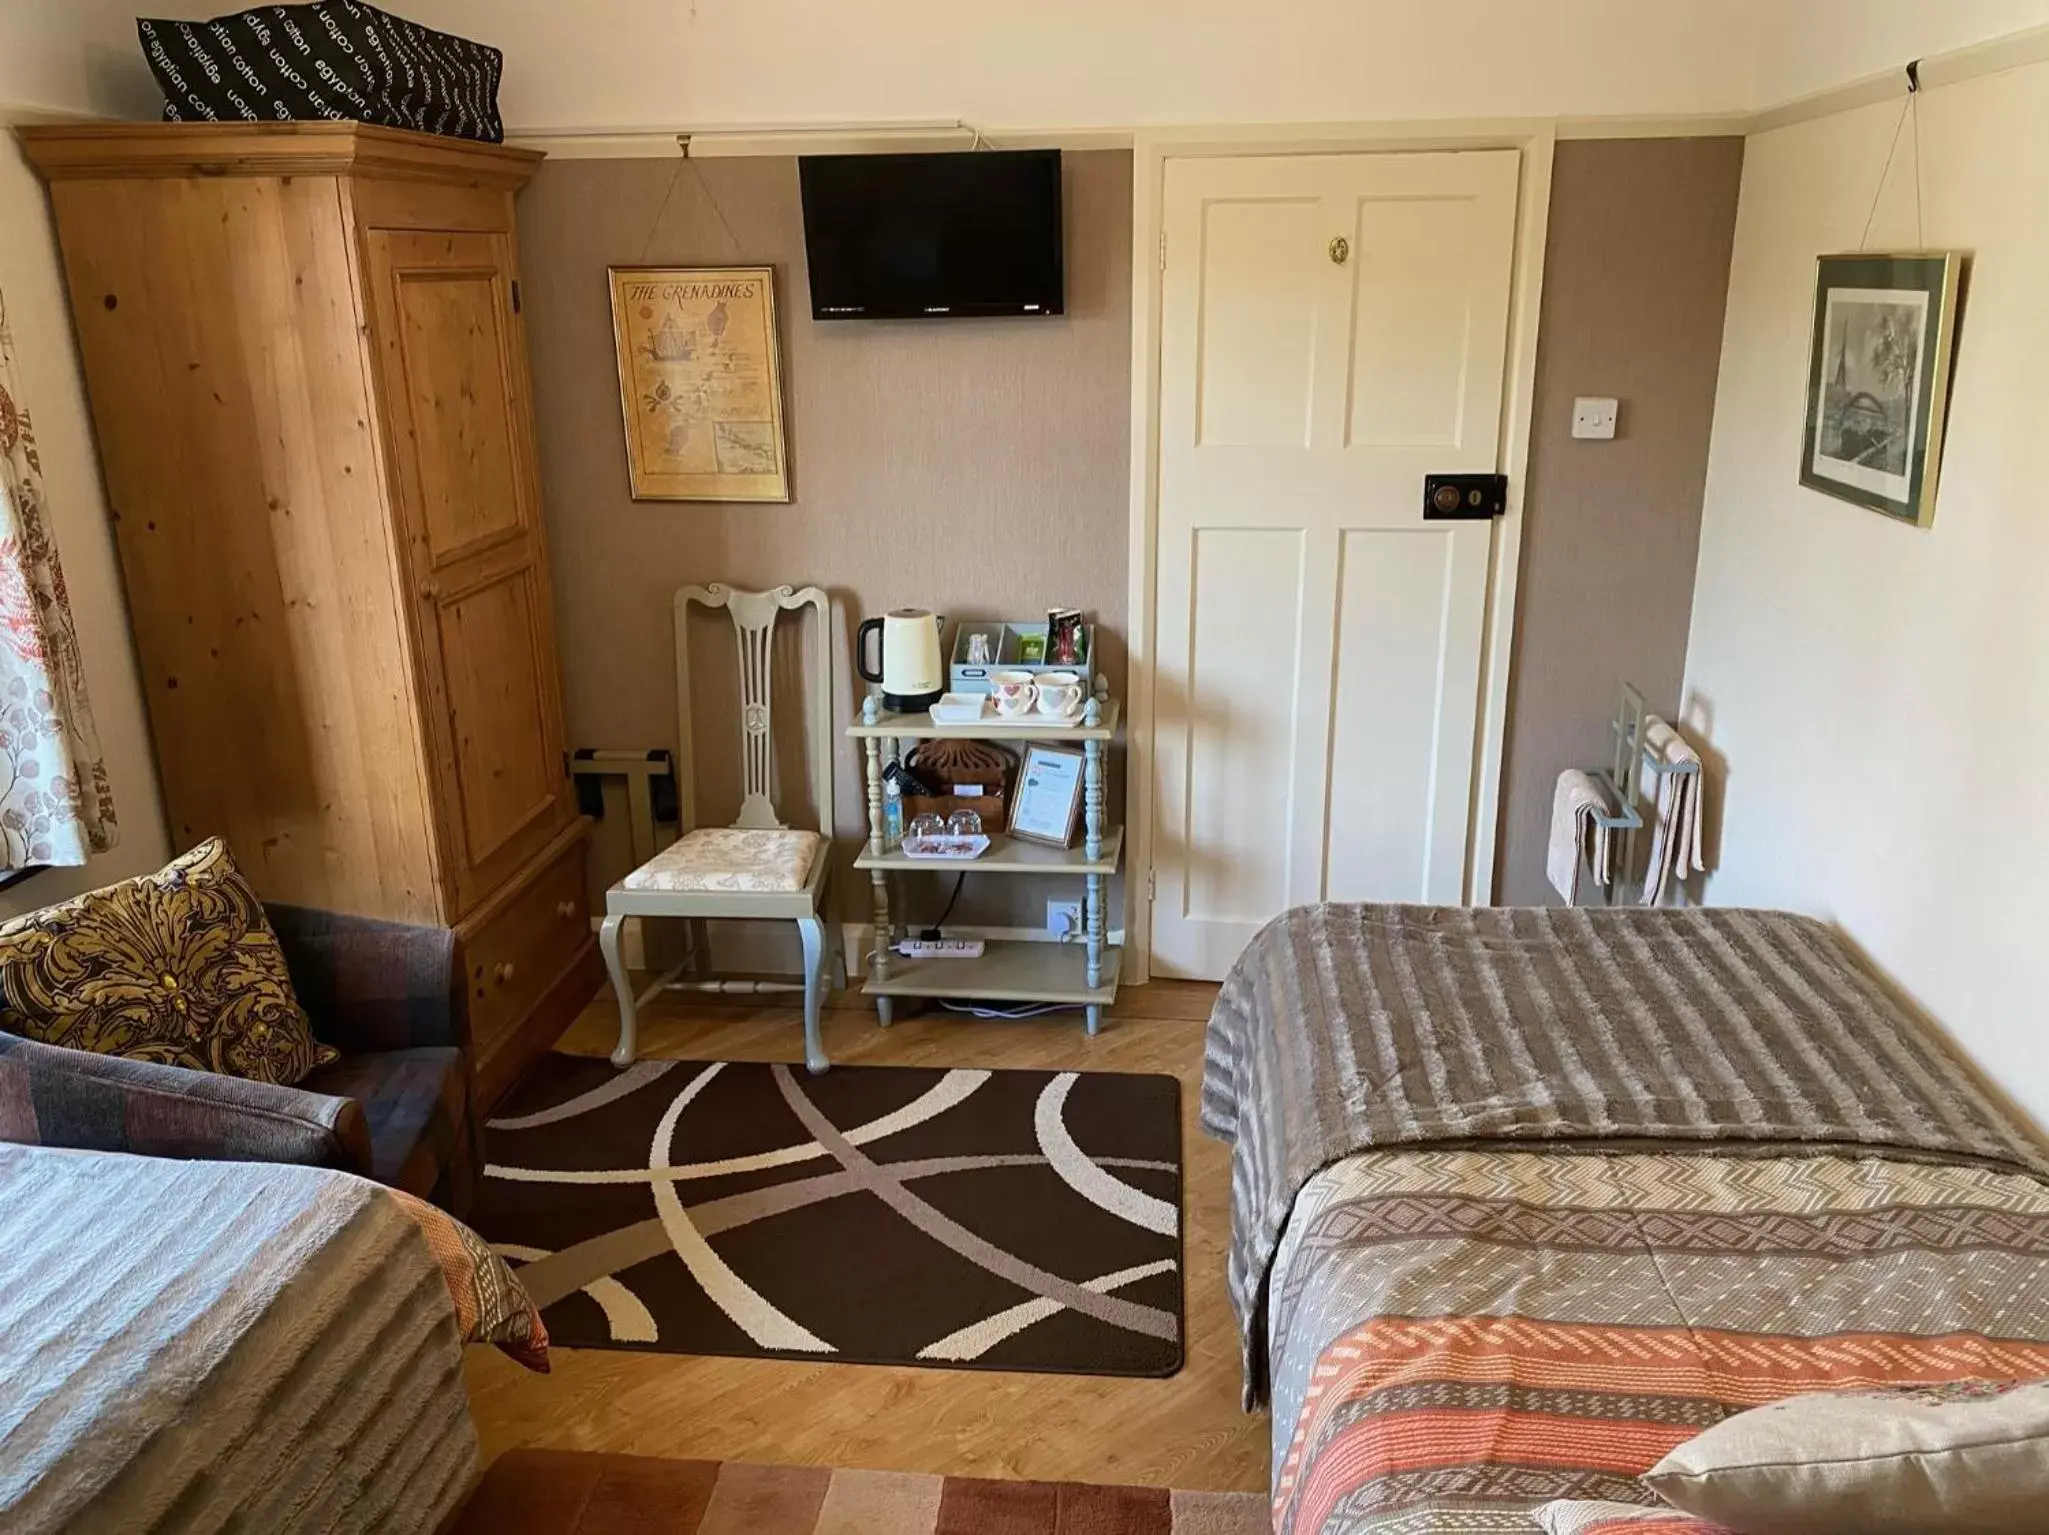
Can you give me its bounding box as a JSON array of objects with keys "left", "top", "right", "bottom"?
[{"left": 1644, "top": 1378, "right": 2049, "bottom": 1534}]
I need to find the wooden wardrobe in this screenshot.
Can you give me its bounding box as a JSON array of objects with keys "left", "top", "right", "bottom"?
[{"left": 22, "top": 122, "right": 597, "bottom": 1105}]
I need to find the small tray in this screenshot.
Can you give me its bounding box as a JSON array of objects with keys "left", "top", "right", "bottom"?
[
  {"left": 930, "top": 693, "right": 987, "bottom": 725},
  {"left": 900, "top": 833, "right": 990, "bottom": 861}
]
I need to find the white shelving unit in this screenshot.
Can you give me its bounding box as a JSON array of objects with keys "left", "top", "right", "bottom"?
[{"left": 848, "top": 691, "right": 1122, "bottom": 1033}]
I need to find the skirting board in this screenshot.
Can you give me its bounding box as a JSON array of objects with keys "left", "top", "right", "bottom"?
[{"left": 595, "top": 916, "right": 1125, "bottom": 979}]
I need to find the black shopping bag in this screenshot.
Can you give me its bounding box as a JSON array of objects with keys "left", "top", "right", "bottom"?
[{"left": 138, "top": 1, "right": 504, "bottom": 144}]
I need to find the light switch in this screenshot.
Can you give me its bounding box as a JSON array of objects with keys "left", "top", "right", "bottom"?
[{"left": 1572, "top": 397, "right": 1619, "bottom": 440}]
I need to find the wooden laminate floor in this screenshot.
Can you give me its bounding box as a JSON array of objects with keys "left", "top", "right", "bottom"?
[{"left": 463, "top": 980, "right": 1269, "bottom": 1494}]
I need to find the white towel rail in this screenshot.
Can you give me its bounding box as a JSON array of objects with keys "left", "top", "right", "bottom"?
[{"left": 1577, "top": 682, "right": 1698, "bottom": 905}]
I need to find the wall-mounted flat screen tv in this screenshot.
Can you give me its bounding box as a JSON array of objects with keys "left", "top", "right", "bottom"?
[{"left": 798, "top": 149, "right": 1064, "bottom": 320}]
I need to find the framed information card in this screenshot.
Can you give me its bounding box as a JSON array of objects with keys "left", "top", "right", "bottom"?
[
  {"left": 1008, "top": 745, "right": 1084, "bottom": 848},
  {"left": 607, "top": 265, "right": 791, "bottom": 502}
]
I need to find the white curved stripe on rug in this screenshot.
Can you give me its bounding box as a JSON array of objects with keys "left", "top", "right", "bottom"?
[
  {"left": 1034, "top": 1073, "right": 1178, "bottom": 1236},
  {"left": 917, "top": 1259, "right": 1178, "bottom": 1361},
  {"left": 485, "top": 1059, "right": 679, "bottom": 1132},
  {"left": 649, "top": 1062, "right": 834, "bottom": 1353},
  {"left": 492, "top": 1242, "right": 659, "bottom": 1343},
  {"left": 486, "top": 1069, "right": 993, "bottom": 1187}
]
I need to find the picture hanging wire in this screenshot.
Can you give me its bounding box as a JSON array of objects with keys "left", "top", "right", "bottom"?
[
  {"left": 1859, "top": 60, "right": 1927, "bottom": 252},
  {"left": 637, "top": 134, "right": 743, "bottom": 263}
]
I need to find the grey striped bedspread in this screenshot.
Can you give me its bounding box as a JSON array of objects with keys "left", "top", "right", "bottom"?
[
  {"left": 1200, "top": 903, "right": 2049, "bottom": 1406},
  {"left": 0, "top": 1144, "right": 477, "bottom": 1533}
]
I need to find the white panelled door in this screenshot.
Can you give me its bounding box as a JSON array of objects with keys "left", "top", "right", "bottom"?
[{"left": 1150, "top": 150, "right": 1520, "bottom": 980}]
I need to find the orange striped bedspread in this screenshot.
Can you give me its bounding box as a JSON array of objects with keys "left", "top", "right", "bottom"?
[{"left": 1264, "top": 1149, "right": 2049, "bottom": 1535}]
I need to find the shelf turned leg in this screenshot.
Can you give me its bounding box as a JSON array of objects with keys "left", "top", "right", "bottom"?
[
  {"left": 863, "top": 735, "right": 891, "bottom": 1016},
  {"left": 1083, "top": 733, "right": 1106, "bottom": 1033},
  {"left": 1086, "top": 1004, "right": 1103, "bottom": 1037},
  {"left": 1085, "top": 870, "right": 1104, "bottom": 991},
  {"left": 1083, "top": 735, "right": 1104, "bottom": 862}
]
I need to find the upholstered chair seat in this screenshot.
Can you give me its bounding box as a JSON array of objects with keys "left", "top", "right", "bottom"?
[{"left": 622, "top": 827, "right": 825, "bottom": 895}]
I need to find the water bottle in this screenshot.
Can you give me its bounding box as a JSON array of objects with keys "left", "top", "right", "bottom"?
[{"left": 883, "top": 778, "right": 904, "bottom": 849}]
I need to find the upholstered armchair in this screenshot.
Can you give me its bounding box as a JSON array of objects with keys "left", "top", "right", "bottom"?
[{"left": 0, "top": 904, "right": 480, "bottom": 1215}]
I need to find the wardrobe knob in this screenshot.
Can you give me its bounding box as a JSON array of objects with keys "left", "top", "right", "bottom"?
[
  {"left": 556, "top": 899, "right": 577, "bottom": 919},
  {"left": 495, "top": 961, "right": 515, "bottom": 985}
]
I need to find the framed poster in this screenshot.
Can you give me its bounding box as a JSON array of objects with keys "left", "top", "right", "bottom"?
[
  {"left": 1800, "top": 252, "right": 1963, "bottom": 527},
  {"left": 607, "top": 265, "right": 791, "bottom": 501},
  {"left": 1008, "top": 745, "right": 1084, "bottom": 848}
]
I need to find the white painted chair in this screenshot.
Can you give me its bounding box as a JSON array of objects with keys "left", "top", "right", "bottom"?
[{"left": 599, "top": 583, "right": 842, "bottom": 1074}]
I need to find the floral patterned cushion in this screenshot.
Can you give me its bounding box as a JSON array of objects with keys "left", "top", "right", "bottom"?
[
  {"left": 622, "top": 828, "right": 824, "bottom": 894},
  {"left": 0, "top": 837, "right": 336, "bottom": 1085}
]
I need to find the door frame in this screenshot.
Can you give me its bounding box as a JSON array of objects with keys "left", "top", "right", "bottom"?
[{"left": 1123, "top": 120, "right": 1555, "bottom": 983}]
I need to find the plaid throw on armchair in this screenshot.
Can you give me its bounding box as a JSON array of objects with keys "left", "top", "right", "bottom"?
[{"left": 0, "top": 903, "right": 480, "bottom": 1214}]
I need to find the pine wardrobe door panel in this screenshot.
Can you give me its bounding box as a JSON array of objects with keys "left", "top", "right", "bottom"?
[
  {"left": 368, "top": 228, "right": 532, "bottom": 566},
  {"left": 391, "top": 263, "right": 527, "bottom": 562},
  {"left": 436, "top": 562, "right": 559, "bottom": 867},
  {"left": 362, "top": 224, "right": 573, "bottom": 915}
]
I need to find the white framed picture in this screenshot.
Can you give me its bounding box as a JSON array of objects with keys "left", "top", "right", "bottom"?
[{"left": 1008, "top": 745, "right": 1083, "bottom": 848}]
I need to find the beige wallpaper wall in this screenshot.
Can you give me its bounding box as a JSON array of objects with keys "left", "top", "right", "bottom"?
[
  {"left": 516, "top": 150, "right": 1132, "bottom": 933},
  {"left": 520, "top": 139, "right": 1739, "bottom": 943},
  {"left": 1495, "top": 136, "right": 1744, "bottom": 905}
]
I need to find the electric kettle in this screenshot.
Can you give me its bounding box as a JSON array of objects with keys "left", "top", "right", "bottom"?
[{"left": 857, "top": 609, "right": 946, "bottom": 712}]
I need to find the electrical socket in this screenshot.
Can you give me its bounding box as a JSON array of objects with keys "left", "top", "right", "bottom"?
[{"left": 1046, "top": 899, "right": 1083, "bottom": 939}]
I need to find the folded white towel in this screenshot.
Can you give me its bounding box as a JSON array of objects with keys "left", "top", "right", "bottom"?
[
  {"left": 1641, "top": 717, "right": 1705, "bottom": 906},
  {"left": 1548, "top": 768, "right": 1613, "bottom": 904}
]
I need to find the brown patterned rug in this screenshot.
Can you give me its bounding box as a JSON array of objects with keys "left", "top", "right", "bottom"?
[
  {"left": 453, "top": 1450, "right": 1263, "bottom": 1534},
  {"left": 472, "top": 1055, "right": 1183, "bottom": 1376}
]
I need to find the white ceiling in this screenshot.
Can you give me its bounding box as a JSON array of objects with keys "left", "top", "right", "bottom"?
[{"left": 7, "top": 0, "right": 2049, "bottom": 131}]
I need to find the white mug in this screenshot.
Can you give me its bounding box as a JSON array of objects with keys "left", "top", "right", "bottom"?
[
  {"left": 990, "top": 670, "right": 1038, "bottom": 718},
  {"left": 1035, "top": 671, "right": 1083, "bottom": 717}
]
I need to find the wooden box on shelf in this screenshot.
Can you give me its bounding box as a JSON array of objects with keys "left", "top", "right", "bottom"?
[{"left": 900, "top": 739, "right": 1014, "bottom": 836}]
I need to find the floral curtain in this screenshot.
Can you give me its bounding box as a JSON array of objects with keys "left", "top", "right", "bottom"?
[{"left": 0, "top": 292, "right": 117, "bottom": 868}]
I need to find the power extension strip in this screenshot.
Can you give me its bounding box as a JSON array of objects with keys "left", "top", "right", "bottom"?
[{"left": 896, "top": 938, "right": 986, "bottom": 959}]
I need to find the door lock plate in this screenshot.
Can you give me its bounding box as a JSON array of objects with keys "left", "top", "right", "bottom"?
[{"left": 1423, "top": 473, "right": 1508, "bottom": 521}]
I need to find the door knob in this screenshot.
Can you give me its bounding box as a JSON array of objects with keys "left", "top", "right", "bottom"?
[
  {"left": 1328, "top": 236, "right": 1350, "bottom": 266},
  {"left": 556, "top": 899, "right": 577, "bottom": 919},
  {"left": 418, "top": 580, "right": 441, "bottom": 602},
  {"left": 1422, "top": 472, "right": 1509, "bottom": 520},
  {"left": 495, "top": 961, "right": 515, "bottom": 985}
]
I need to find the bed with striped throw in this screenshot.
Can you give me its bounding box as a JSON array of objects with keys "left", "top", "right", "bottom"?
[
  {"left": 1203, "top": 904, "right": 2049, "bottom": 1532},
  {"left": 0, "top": 1144, "right": 479, "bottom": 1534}
]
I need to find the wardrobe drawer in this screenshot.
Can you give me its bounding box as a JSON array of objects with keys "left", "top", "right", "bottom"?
[{"left": 460, "top": 839, "right": 589, "bottom": 1061}]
